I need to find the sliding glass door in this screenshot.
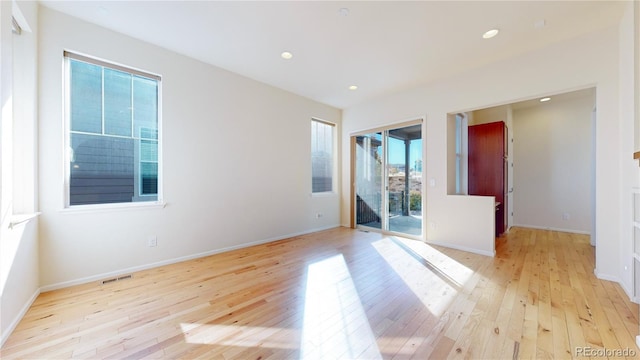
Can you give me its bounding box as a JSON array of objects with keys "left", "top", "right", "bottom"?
[
  {"left": 354, "top": 122, "right": 423, "bottom": 237},
  {"left": 387, "top": 125, "right": 422, "bottom": 235},
  {"left": 355, "top": 132, "right": 383, "bottom": 229}
]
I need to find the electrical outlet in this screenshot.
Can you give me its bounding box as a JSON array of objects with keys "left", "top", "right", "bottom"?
[
  {"left": 562, "top": 213, "right": 570, "bottom": 220},
  {"left": 316, "top": 213, "right": 323, "bottom": 218},
  {"left": 148, "top": 236, "right": 157, "bottom": 247}
]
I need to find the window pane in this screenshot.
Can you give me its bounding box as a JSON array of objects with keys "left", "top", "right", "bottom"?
[
  {"left": 137, "top": 138, "right": 158, "bottom": 196},
  {"left": 140, "top": 162, "right": 158, "bottom": 195},
  {"left": 104, "top": 68, "right": 132, "bottom": 136},
  {"left": 134, "top": 76, "right": 158, "bottom": 139},
  {"left": 140, "top": 139, "right": 158, "bottom": 162},
  {"left": 66, "top": 53, "right": 160, "bottom": 207},
  {"left": 456, "top": 156, "right": 461, "bottom": 194},
  {"left": 70, "top": 133, "right": 134, "bottom": 205},
  {"left": 312, "top": 120, "right": 333, "bottom": 193},
  {"left": 70, "top": 60, "right": 102, "bottom": 133},
  {"left": 455, "top": 115, "right": 462, "bottom": 154}
]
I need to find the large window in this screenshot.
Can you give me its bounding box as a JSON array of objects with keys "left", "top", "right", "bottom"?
[
  {"left": 65, "top": 52, "right": 161, "bottom": 206},
  {"left": 311, "top": 119, "right": 335, "bottom": 193}
]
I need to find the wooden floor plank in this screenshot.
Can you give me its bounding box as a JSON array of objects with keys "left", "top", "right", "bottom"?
[{"left": 1, "top": 227, "right": 638, "bottom": 359}]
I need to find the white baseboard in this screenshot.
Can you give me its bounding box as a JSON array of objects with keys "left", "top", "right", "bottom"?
[
  {"left": 593, "top": 268, "right": 639, "bottom": 304},
  {"left": 513, "top": 224, "right": 590, "bottom": 235},
  {"left": 40, "top": 224, "right": 341, "bottom": 292},
  {"left": 1, "top": 288, "right": 40, "bottom": 348},
  {"left": 424, "top": 239, "right": 495, "bottom": 257},
  {"left": 619, "top": 279, "right": 636, "bottom": 303},
  {"left": 593, "top": 268, "right": 621, "bottom": 283}
]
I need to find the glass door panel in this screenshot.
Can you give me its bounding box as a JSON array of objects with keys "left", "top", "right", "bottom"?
[
  {"left": 387, "top": 125, "right": 422, "bottom": 236},
  {"left": 353, "top": 123, "right": 423, "bottom": 237},
  {"left": 355, "top": 133, "right": 383, "bottom": 229}
]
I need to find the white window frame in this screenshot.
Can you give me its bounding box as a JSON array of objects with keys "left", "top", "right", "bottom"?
[{"left": 63, "top": 51, "right": 163, "bottom": 210}]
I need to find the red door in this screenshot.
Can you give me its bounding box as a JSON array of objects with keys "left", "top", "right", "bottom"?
[{"left": 468, "top": 121, "right": 507, "bottom": 236}]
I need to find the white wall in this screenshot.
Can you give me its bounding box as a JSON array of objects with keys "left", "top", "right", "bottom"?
[
  {"left": 0, "top": 0, "right": 40, "bottom": 346},
  {"left": 635, "top": 1, "right": 640, "bottom": 152},
  {"left": 38, "top": 7, "right": 341, "bottom": 289},
  {"left": 512, "top": 93, "right": 594, "bottom": 234},
  {"left": 470, "top": 106, "right": 507, "bottom": 126},
  {"left": 619, "top": 1, "right": 639, "bottom": 297},
  {"left": 341, "top": 25, "right": 623, "bottom": 275},
  {"left": 1, "top": 219, "right": 39, "bottom": 346},
  {"left": 506, "top": 107, "right": 514, "bottom": 231},
  {"left": 12, "top": 2, "right": 37, "bottom": 215}
]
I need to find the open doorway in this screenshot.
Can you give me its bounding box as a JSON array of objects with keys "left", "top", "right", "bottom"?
[{"left": 449, "top": 88, "right": 596, "bottom": 241}]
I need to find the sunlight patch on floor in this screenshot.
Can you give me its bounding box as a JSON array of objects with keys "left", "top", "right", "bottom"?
[
  {"left": 372, "top": 237, "right": 473, "bottom": 316},
  {"left": 179, "top": 323, "right": 298, "bottom": 349},
  {"left": 391, "top": 236, "right": 474, "bottom": 287},
  {"left": 301, "top": 254, "right": 382, "bottom": 360}
]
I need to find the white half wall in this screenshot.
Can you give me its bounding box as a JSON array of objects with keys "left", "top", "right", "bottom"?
[{"left": 38, "top": 7, "right": 341, "bottom": 288}]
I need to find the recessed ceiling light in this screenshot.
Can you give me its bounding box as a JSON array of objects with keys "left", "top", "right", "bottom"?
[
  {"left": 281, "top": 51, "right": 293, "bottom": 60},
  {"left": 540, "top": 97, "right": 551, "bottom": 102},
  {"left": 348, "top": 85, "right": 358, "bottom": 91},
  {"left": 482, "top": 29, "right": 499, "bottom": 39},
  {"left": 534, "top": 19, "right": 546, "bottom": 29}
]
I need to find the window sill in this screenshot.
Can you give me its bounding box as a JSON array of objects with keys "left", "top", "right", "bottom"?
[
  {"left": 9, "top": 212, "right": 41, "bottom": 229},
  {"left": 311, "top": 192, "right": 338, "bottom": 198},
  {"left": 60, "top": 201, "right": 166, "bottom": 214}
]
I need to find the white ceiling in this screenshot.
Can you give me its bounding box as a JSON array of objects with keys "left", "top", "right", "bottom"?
[
  {"left": 509, "top": 87, "right": 595, "bottom": 111},
  {"left": 40, "top": 1, "right": 626, "bottom": 109}
]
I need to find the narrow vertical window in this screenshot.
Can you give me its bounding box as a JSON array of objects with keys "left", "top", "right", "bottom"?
[
  {"left": 311, "top": 119, "right": 335, "bottom": 193},
  {"left": 455, "top": 114, "right": 462, "bottom": 194},
  {"left": 455, "top": 113, "right": 468, "bottom": 195},
  {"left": 65, "top": 52, "right": 161, "bottom": 206}
]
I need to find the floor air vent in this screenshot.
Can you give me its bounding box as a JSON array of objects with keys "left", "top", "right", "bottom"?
[{"left": 101, "top": 274, "right": 133, "bottom": 285}]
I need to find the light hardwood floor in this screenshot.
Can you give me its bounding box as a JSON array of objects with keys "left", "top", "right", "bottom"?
[{"left": 1, "top": 227, "right": 638, "bottom": 359}]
